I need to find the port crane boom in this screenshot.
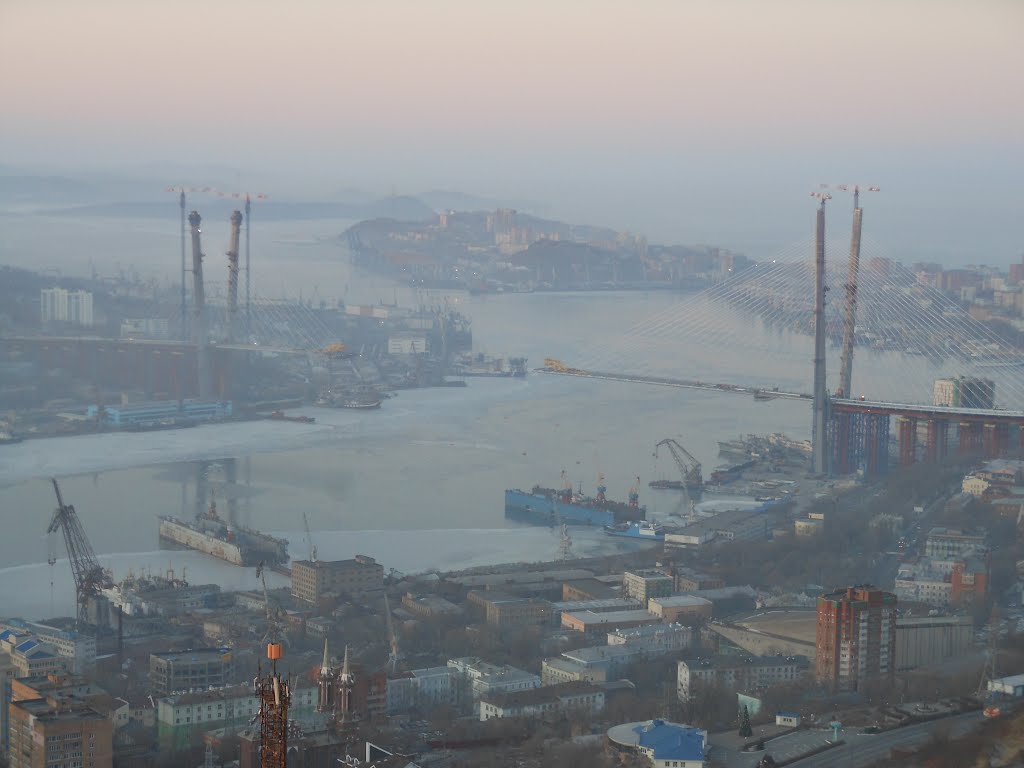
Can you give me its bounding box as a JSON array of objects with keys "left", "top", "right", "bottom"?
[
  {"left": 47, "top": 479, "right": 112, "bottom": 625},
  {"left": 653, "top": 439, "right": 703, "bottom": 489}
]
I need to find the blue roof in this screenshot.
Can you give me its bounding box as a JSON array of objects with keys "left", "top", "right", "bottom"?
[
  {"left": 15, "top": 639, "right": 40, "bottom": 653},
  {"left": 634, "top": 720, "right": 706, "bottom": 762}
]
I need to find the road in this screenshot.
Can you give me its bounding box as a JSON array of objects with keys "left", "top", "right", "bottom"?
[{"left": 785, "top": 711, "right": 985, "bottom": 768}]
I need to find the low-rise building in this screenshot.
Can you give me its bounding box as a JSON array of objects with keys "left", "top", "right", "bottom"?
[
  {"left": 386, "top": 666, "right": 461, "bottom": 715},
  {"left": 149, "top": 647, "right": 234, "bottom": 696},
  {"left": 401, "top": 593, "right": 464, "bottom": 619},
  {"left": 0, "top": 633, "right": 67, "bottom": 678},
  {"left": 670, "top": 569, "right": 724, "bottom": 593},
  {"left": 156, "top": 684, "right": 316, "bottom": 750},
  {"left": 962, "top": 475, "right": 990, "bottom": 497},
  {"left": 562, "top": 579, "right": 619, "bottom": 601},
  {"left": 447, "top": 658, "right": 540, "bottom": 701},
  {"left": 606, "top": 719, "right": 707, "bottom": 768},
  {"left": 478, "top": 594, "right": 550, "bottom": 629},
  {"left": 562, "top": 609, "right": 660, "bottom": 637},
  {"left": 925, "top": 527, "right": 987, "bottom": 559},
  {"left": 608, "top": 623, "right": 692, "bottom": 652},
  {"left": 677, "top": 655, "right": 809, "bottom": 701},
  {"left": 0, "top": 621, "right": 95, "bottom": 676},
  {"left": 479, "top": 681, "right": 604, "bottom": 722},
  {"left": 989, "top": 673, "right": 1024, "bottom": 698},
  {"left": 549, "top": 597, "right": 642, "bottom": 624},
  {"left": 622, "top": 570, "right": 675, "bottom": 603},
  {"left": 647, "top": 595, "right": 713, "bottom": 623}
]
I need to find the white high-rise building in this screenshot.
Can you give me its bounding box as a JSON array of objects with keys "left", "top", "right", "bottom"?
[{"left": 41, "top": 288, "right": 93, "bottom": 326}]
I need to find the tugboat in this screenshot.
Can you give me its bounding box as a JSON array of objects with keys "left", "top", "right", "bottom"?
[{"left": 604, "top": 520, "right": 665, "bottom": 541}]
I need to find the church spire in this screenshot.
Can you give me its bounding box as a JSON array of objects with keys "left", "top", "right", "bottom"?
[{"left": 321, "top": 637, "right": 331, "bottom": 675}]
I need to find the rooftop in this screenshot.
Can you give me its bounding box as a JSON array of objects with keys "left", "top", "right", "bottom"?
[
  {"left": 681, "top": 654, "right": 809, "bottom": 671},
  {"left": 649, "top": 595, "right": 714, "bottom": 608},
  {"left": 562, "top": 609, "right": 657, "bottom": 627},
  {"left": 927, "top": 527, "right": 986, "bottom": 539},
  {"left": 480, "top": 681, "right": 601, "bottom": 709},
  {"left": 606, "top": 719, "right": 707, "bottom": 762},
  {"left": 624, "top": 569, "right": 674, "bottom": 580},
  {"left": 151, "top": 647, "right": 231, "bottom": 662},
  {"left": 550, "top": 598, "right": 641, "bottom": 613}
]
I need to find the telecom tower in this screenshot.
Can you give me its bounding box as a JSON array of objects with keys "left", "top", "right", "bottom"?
[{"left": 256, "top": 642, "right": 290, "bottom": 768}]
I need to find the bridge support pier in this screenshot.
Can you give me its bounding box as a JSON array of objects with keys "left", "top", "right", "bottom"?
[
  {"left": 897, "top": 417, "right": 917, "bottom": 466},
  {"left": 863, "top": 413, "right": 890, "bottom": 477},
  {"left": 959, "top": 421, "right": 982, "bottom": 456},
  {"left": 983, "top": 423, "right": 1008, "bottom": 459},
  {"left": 924, "top": 419, "right": 948, "bottom": 464},
  {"left": 829, "top": 411, "right": 852, "bottom": 475}
]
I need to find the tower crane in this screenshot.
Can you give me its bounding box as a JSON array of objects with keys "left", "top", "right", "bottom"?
[
  {"left": 255, "top": 562, "right": 287, "bottom": 647},
  {"left": 383, "top": 592, "right": 400, "bottom": 674},
  {"left": 46, "top": 479, "right": 112, "bottom": 626},
  {"left": 651, "top": 439, "right": 703, "bottom": 490},
  {"left": 302, "top": 511, "right": 317, "bottom": 562}
]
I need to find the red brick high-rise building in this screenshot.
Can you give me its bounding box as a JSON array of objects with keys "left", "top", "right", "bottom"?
[{"left": 815, "top": 586, "right": 897, "bottom": 691}]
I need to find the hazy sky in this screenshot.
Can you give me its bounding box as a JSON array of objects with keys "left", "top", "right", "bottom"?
[{"left": 2, "top": 0, "right": 1023, "bottom": 263}]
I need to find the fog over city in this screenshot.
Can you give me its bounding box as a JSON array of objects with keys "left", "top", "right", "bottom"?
[{"left": 1, "top": 2, "right": 1024, "bottom": 768}]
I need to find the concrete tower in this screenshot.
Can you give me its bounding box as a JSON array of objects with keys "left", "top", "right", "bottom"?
[{"left": 811, "top": 196, "right": 830, "bottom": 475}]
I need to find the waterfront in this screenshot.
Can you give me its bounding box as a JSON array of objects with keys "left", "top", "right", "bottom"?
[{"left": 0, "top": 216, "right": 986, "bottom": 620}]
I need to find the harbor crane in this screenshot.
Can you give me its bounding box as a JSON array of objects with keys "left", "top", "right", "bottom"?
[
  {"left": 651, "top": 439, "right": 703, "bottom": 490},
  {"left": 46, "top": 479, "right": 112, "bottom": 626}
]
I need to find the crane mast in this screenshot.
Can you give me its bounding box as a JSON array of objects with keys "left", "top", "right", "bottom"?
[
  {"left": 226, "top": 210, "right": 243, "bottom": 342},
  {"left": 654, "top": 439, "right": 703, "bottom": 489},
  {"left": 47, "top": 479, "right": 111, "bottom": 625}
]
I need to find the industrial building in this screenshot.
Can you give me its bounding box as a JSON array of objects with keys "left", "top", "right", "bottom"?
[
  {"left": 470, "top": 593, "right": 551, "bottom": 629},
  {"left": 86, "top": 399, "right": 232, "bottom": 426},
  {"left": 0, "top": 621, "right": 96, "bottom": 675},
  {"left": 647, "top": 595, "right": 713, "bottom": 623},
  {"left": 149, "top": 647, "right": 234, "bottom": 696},
  {"left": 676, "top": 655, "right": 808, "bottom": 701},
  {"left": 561, "top": 609, "right": 660, "bottom": 637},
  {"left": 815, "top": 586, "right": 897, "bottom": 691},
  {"left": 664, "top": 510, "right": 769, "bottom": 548},
  {"left": 290, "top": 555, "right": 384, "bottom": 605},
  {"left": 622, "top": 569, "right": 675, "bottom": 603}
]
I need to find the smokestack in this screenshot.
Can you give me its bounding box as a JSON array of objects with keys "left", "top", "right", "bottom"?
[{"left": 188, "top": 211, "right": 213, "bottom": 399}]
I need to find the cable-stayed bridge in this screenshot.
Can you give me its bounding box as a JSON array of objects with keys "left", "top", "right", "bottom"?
[{"left": 540, "top": 221, "right": 1024, "bottom": 475}]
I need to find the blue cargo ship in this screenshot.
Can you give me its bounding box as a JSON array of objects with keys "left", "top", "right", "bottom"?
[{"left": 505, "top": 472, "right": 645, "bottom": 527}]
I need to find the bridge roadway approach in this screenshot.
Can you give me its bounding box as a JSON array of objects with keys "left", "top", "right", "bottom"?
[{"left": 537, "top": 367, "right": 1024, "bottom": 472}]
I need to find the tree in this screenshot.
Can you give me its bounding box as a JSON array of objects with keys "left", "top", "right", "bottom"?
[{"left": 739, "top": 705, "right": 753, "bottom": 738}]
